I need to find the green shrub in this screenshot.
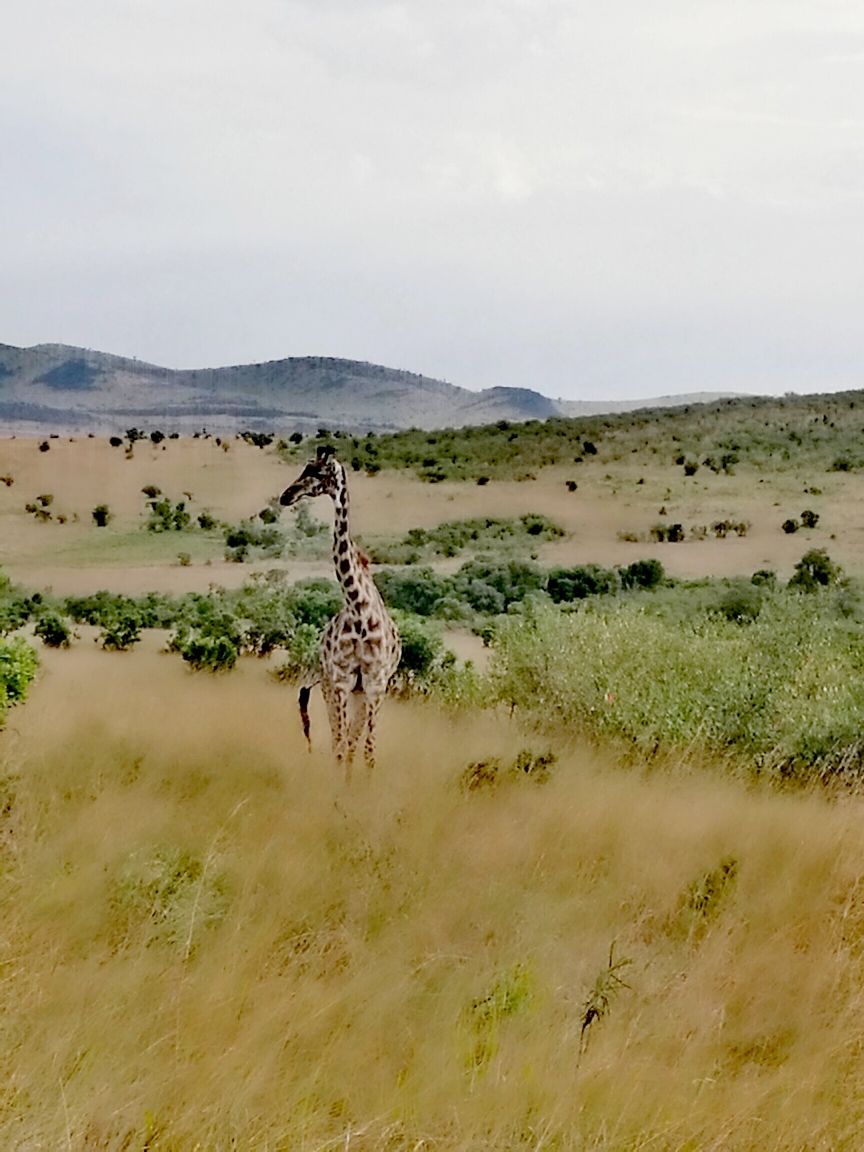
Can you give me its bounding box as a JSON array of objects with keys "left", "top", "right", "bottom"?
[
  {"left": 374, "top": 567, "right": 451, "bottom": 616},
  {"left": 0, "top": 637, "right": 38, "bottom": 721},
  {"left": 788, "top": 549, "right": 840, "bottom": 593},
  {"left": 65, "top": 591, "right": 134, "bottom": 627},
  {"left": 147, "top": 496, "right": 191, "bottom": 532},
  {"left": 547, "top": 565, "right": 618, "bottom": 602},
  {"left": 224, "top": 520, "right": 285, "bottom": 562},
  {"left": 716, "top": 580, "right": 763, "bottom": 623},
  {"left": 751, "top": 569, "right": 777, "bottom": 588},
  {"left": 621, "top": 559, "right": 665, "bottom": 590},
  {"left": 100, "top": 608, "right": 142, "bottom": 651},
  {"left": 272, "top": 623, "right": 321, "bottom": 682},
  {"left": 34, "top": 613, "right": 72, "bottom": 648},
  {"left": 0, "top": 588, "right": 33, "bottom": 634},
  {"left": 285, "top": 579, "right": 342, "bottom": 630},
  {"left": 240, "top": 431, "right": 273, "bottom": 448},
  {"left": 169, "top": 602, "right": 243, "bottom": 671},
  {"left": 390, "top": 611, "right": 456, "bottom": 693},
  {"left": 172, "top": 630, "right": 238, "bottom": 672},
  {"left": 452, "top": 559, "right": 544, "bottom": 614}
]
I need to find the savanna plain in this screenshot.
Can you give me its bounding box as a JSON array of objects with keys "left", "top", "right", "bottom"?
[{"left": 5, "top": 397, "right": 864, "bottom": 1149}]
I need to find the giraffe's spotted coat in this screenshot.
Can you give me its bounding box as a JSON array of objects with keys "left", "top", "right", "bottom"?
[{"left": 279, "top": 449, "right": 401, "bottom": 778}]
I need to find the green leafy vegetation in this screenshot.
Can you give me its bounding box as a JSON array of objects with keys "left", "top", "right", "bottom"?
[
  {"left": 223, "top": 504, "right": 329, "bottom": 562},
  {"left": 0, "top": 636, "right": 37, "bottom": 722},
  {"left": 389, "top": 611, "right": 456, "bottom": 693},
  {"left": 368, "top": 514, "right": 565, "bottom": 564},
  {"left": 280, "top": 389, "right": 864, "bottom": 482},
  {"left": 33, "top": 613, "right": 72, "bottom": 648},
  {"left": 488, "top": 578, "right": 864, "bottom": 778},
  {"left": 146, "top": 494, "right": 191, "bottom": 532}
]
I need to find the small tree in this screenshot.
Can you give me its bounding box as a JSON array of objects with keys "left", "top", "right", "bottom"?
[
  {"left": 788, "top": 549, "right": 839, "bottom": 593},
  {"left": 621, "top": 558, "right": 664, "bottom": 590},
  {"left": 92, "top": 504, "right": 112, "bottom": 527}
]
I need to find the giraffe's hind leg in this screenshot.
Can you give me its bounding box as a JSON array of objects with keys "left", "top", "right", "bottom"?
[
  {"left": 361, "top": 680, "right": 389, "bottom": 773},
  {"left": 321, "top": 678, "right": 350, "bottom": 772}
]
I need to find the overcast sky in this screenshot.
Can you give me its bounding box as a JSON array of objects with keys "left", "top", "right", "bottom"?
[{"left": 2, "top": 1, "right": 864, "bottom": 400}]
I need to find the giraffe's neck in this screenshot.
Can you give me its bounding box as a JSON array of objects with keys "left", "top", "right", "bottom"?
[
  {"left": 331, "top": 462, "right": 351, "bottom": 566},
  {"left": 330, "top": 464, "right": 374, "bottom": 608}
]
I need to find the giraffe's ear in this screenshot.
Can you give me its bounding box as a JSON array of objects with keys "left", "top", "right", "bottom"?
[{"left": 316, "top": 445, "right": 336, "bottom": 461}]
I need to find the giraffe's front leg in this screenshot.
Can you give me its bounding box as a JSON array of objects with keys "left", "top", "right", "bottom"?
[{"left": 346, "top": 689, "right": 367, "bottom": 771}]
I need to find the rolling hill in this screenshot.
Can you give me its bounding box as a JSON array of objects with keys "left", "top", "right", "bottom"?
[{"left": 0, "top": 342, "right": 740, "bottom": 434}]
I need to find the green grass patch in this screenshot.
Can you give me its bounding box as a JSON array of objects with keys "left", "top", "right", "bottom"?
[
  {"left": 33, "top": 528, "right": 225, "bottom": 568},
  {"left": 488, "top": 589, "right": 864, "bottom": 778}
]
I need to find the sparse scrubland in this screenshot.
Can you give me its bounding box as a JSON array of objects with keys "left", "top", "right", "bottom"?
[
  {"left": 4, "top": 405, "right": 864, "bottom": 1147},
  {"left": 287, "top": 388, "right": 864, "bottom": 483}
]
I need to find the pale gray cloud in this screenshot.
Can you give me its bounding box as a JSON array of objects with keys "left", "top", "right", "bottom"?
[{"left": 2, "top": 0, "right": 864, "bottom": 398}]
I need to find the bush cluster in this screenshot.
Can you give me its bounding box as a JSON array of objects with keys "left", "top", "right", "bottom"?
[
  {"left": 488, "top": 567, "right": 864, "bottom": 778},
  {"left": 375, "top": 557, "right": 667, "bottom": 619},
  {"left": 368, "top": 515, "right": 565, "bottom": 564},
  {"left": 224, "top": 504, "right": 329, "bottom": 563}
]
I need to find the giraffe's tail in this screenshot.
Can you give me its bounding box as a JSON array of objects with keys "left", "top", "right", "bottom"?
[
  {"left": 298, "top": 678, "right": 319, "bottom": 752},
  {"left": 299, "top": 686, "right": 312, "bottom": 750}
]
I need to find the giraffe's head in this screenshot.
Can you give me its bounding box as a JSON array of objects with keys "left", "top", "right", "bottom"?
[{"left": 279, "top": 444, "right": 341, "bottom": 507}]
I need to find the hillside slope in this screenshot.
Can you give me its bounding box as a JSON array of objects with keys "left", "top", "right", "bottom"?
[{"left": 0, "top": 342, "right": 738, "bottom": 434}]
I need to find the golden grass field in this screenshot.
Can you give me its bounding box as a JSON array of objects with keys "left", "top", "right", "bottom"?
[{"left": 3, "top": 437, "right": 864, "bottom": 1149}]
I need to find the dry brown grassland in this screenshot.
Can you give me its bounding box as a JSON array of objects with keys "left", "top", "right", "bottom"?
[
  {"left": 3, "top": 434, "right": 864, "bottom": 593},
  {"left": 2, "top": 437, "right": 864, "bottom": 1148}
]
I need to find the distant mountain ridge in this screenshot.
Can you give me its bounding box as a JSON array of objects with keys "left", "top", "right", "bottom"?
[{"left": 0, "top": 342, "right": 744, "bottom": 433}]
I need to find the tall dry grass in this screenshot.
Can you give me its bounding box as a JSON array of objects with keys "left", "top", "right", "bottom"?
[{"left": 3, "top": 641, "right": 864, "bottom": 1148}]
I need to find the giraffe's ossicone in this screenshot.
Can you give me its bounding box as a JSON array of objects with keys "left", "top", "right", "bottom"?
[{"left": 279, "top": 445, "right": 401, "bottom": 778}]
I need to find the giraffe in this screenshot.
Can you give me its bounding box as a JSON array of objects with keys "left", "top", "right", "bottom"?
[{"left": 280, "top": 445, "right": 401, "bottom": 778}]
